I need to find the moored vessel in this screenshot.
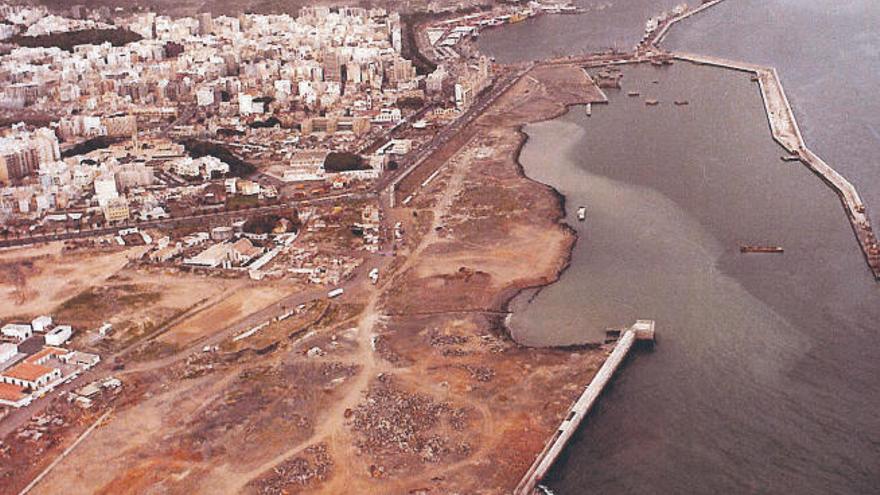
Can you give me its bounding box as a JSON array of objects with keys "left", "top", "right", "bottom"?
[{"left": 740, "top": 245, "right": 784, "bottom": 253}]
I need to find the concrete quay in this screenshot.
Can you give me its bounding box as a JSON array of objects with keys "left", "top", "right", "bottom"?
[
  {"left": 514, "top": 320, "right": 656, "bottom": 495},
  {"left": 651, "top": 0, "right": 728, "bottom": 46},
  {"left": 670, "top": 52, "right": 880, "bottom": 279}
]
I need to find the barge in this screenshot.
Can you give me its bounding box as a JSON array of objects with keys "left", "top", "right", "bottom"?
[{"left": 740, "top": 245, "right": 784, "bottom": 254}]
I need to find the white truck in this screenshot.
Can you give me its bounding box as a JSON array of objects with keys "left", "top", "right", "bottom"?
[
  {"left": 327, "top": 288, "right": 344, "bottom": 298},
  {"left": 369, "top": 268, "right": 380, "bottom": 284}
]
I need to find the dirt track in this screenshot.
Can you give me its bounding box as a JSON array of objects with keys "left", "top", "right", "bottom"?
[{"left": 4, "top": 64, "right": 613, "bottom": 495}]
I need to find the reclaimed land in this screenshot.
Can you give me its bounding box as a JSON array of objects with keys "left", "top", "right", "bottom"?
[{"left": 2, "top": 65, "right": 613, "bottom": 495}]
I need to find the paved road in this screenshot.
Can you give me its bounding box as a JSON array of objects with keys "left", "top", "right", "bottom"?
[
  {"left": 384, "top": 63, "right": 534, "bottom": 205},
  {"left": 0, "top": 64, "right": 532, "bottom": 437},
  {"left": 1, "top": 63, "right": 532, "bottom": 249},
  {"left": 0, "top": 192, "right": 369, "bottom": 249}
]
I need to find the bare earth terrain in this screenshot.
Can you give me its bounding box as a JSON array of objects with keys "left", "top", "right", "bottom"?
[
  {"left": 1, "top": 63, "right": 612, "bottom": 495},
  {"left": 0, "top": 243, "right": 146, "bottom": 319}
]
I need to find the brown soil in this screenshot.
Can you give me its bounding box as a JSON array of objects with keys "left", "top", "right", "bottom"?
[
  {"left": 0, "top": 242, "right": 147, "bottom": 320},
  {"left": 9, "top": 63, "right": 613, "bottom": 495},
  {"left": 158, "top": 283, "right": 295, "bottom": 347}
]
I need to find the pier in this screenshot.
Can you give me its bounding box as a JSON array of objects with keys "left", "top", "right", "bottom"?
[
  {"left": 671, "top": 52, "right": 880, "bottom": 279},
  {"left": 515, "top": 320, "right": 656, "bottom": 495},
  {"left": 651, "top": 0, "right": 728, "bottom": 46}
]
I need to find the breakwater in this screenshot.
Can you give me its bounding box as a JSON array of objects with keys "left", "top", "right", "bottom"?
[
  {"left": 672, "top": 52, "right": 880, "bottom": 279},
  {"left": 514, "top": 321, "right": 656, "bottom": 495}
]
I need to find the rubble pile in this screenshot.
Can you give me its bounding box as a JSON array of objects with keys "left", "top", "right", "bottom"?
[
  {"left": 462, "top": 364, "right": 495, "bottom": 382},
  {"left": 15, "top": 413, "right": 67, "bottom": 443},
  {"left": 252, "top": 443, "right": 333, "bottom": 494},
  {"left": 351, "top": 378, "right": 453, "bottom": 462},
  {"left": 372, "top": 334, "right": 411, "bottom": 366},
  {"left": 428, "top": 328, "right": 473, "bottom": 357}
]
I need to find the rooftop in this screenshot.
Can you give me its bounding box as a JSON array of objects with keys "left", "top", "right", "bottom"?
[
  {"left": 27, "top": 346, "right": 69, "bottom": 364},
  {"left": 3, "top": 361, "right": 55, "bottom": 382},
  {"left": 0, "top": 382, "right": 26, "bottom": 402}
]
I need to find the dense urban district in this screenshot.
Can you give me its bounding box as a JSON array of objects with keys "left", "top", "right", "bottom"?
[{"left": 0, "top": 0, "right": 700, "bottom": 493}]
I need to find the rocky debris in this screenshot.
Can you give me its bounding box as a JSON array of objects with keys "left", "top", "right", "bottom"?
[
  {"left": 448, "top": 407, "right": 470, "bottom": 431},
  {"left": 182, "top": 353, "right": 217, "bottom": 378},
  {"left": 441, "top": 348, "right": 468, "bottom": 357},
  {"left": 319, "top": 361, "right": 358, "bottom": 378},
  {"left": 429, "top": 330, "right": 469, "bottom": 347},
  {"left": 462, "top": 364, "right": 495, "bottom": 383},
  {"left": 16, "top": 413, "right": 67, "bottom": 442},
  {"left": 352, "top": 381, "right": 447, "bottom": 457},
  {"left": 252, "top": 443, "right": 333, "bottom": 494},
  {"left": 428, "top": 328, "right": 473, "bottom": 357},
  {"left": 351, "top": 377, "right": 474, "bottom": 468},
  {"left": 372, "top": 334, "right": 411, "bottom": 366}
]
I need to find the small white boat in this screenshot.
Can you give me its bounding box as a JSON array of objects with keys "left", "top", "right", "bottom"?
[{"left": 577, "top": 206, "right": 587, "bottom": 221}]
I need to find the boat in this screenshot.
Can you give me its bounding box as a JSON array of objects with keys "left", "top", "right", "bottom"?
[
  {"left": 645, "top": 99, "right": 659, "bottom": 106},
  {"left": 740, "top": 245, "right": 784, "bottom": 254},
  {"left": 577, "top": 206, "right": 587, "bottom": 221},
  {"left": 508, "top": 12, "right": 528, "bottom": 23},
  {"left": 781, "top": 154, "right": 801, "bottom": 162},
  {"left": 537, "top": 485, "right": 556, "bottom": 495},
  {"left": 585, "top": 103, "right": 592, "bottom": 116},
  {"left": 674, "top": 100, "right": 689, "bottom": 105},
  {"left": 627, "top": 91, "right": 640, "bottom": 97}
]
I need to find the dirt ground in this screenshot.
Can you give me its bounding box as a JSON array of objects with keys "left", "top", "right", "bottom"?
[
  {"left": 158, "top": 282, "right": 296, "bottom": 347},
  {"left": 4, "top": 64, "right": 614, "bottom": 495},
  {"left": 0, "top": 242, "right": 147, "bottom": 320}
]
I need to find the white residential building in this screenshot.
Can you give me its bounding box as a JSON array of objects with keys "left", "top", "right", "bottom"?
[
  {"left": 1, "top": 323, "right": 32, "bottom": 342},
  {"left": 31, "top": 315, "right": 52, "bottom": 332},
  {"left": 45, "top": 325, "right": 73, "bottom": 346},
  {"left": 0, "top": 343, "right": 17, "bottom": 364},
  {"left": 94, "top": 174, "right": 119, "bottom": 207}
]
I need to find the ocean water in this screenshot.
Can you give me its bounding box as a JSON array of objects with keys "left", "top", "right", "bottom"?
[{"left": 480, "top": 1, "right": 880, "bottom": 492}]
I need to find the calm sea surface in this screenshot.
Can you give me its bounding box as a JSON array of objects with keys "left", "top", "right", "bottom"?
[{"left": 480, "top": 1, "right": 880, "bottom": 493}]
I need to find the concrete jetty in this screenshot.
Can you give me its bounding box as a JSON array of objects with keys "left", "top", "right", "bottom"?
[
  {"left": 514, "top": 320, "right": 656, "bottom": 495},
  {"left": 671, "top": 52, "right": 880, "bottom": 279},
  {"left": 651, "top": 0, "right": 728, "bottom": 46}
]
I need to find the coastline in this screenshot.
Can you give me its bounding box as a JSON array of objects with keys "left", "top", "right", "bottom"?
[
  {"left": 363, "top": 61, "right": 613, "bottom": 491},
  {"left": 494, "top": 106, "right": 580, "bottom": 344}
]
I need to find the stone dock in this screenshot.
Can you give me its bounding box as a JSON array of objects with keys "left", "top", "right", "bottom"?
[
  {"left": 542, "top": 47, "right": 880, "bottom": 278},
  {"left": 673, "top": 52, "right": 880, "bottom": 279},
  {"left": 651, "top": 0, "right": 728, "bottom": 46},
  {"left": 514, "top": 321, "right": 656, "bottom": 495}
]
